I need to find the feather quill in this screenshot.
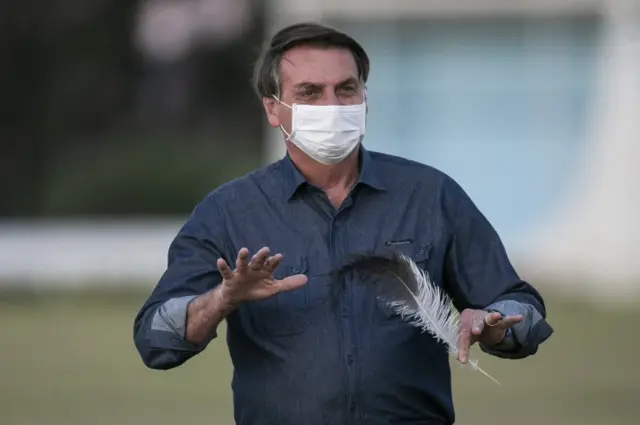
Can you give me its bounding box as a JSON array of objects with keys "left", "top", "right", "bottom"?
[{"left": 335, "top": 250, "right": 500, "bottom": 385}]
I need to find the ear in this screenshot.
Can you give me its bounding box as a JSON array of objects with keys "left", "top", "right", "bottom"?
[{"left": 263, "top": 97, "right": 281, "bottom": 128}]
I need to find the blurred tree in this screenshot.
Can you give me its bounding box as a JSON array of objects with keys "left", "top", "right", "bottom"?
[
  {"left": 0, "top": 0, "right": 266, "bottom": 217},
  {"left": 40, "top": 133, "right": 261, "bottom": 216},
  {"left": 0, "top": 0, "right": 51, "bottom": 217},
  {"left": 0, "top": 0, "right": 140, "bottom": 216}
]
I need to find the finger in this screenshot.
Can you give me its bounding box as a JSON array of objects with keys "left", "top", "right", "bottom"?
[
  {"left": 235, "top": 247, "right": 250, "bottom": 273},
  {"left": 497, "top": 314, "right": 524, "bottom": 328},
  {"left": 484, "top": 312, "right": 504, "bottom": 327},
  {"left": 273, "top": 274, "right": 308, "bottom": 293},
  {"left": 217, "top": 258, "right": 234, "bottom": 281},
  {"left": 471, "top": 314, "right": 486, "bottom": 338},
  {"left": 248, "top": 246, "right": 271, "bottom": 270},
  {"left": 457, "top": 327, "right": 472, "bottom": 364},
  {"left": 263, "top": 254, "right": 283, "bottom": 273}
]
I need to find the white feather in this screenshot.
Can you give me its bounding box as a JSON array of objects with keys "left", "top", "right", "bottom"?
[{"left": 383, "top": 253, "right": 501, "bottom": 385}]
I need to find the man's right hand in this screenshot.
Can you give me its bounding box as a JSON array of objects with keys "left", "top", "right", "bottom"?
[
  {"left": 216, "top": 246, "right": 308, "bottom": 306},
  {"left": 185, "top": 246, "right": 307, "bottom": 344}
]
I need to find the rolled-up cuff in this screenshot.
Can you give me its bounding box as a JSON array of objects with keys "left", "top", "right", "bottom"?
[
  {"left": 480, "top": 300, "right": 553, "bottom": 359},
  {"left": 150, "top": 296, "right": 217, "bottom": 351}
]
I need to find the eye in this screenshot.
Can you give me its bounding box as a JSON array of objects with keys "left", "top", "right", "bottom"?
[
  {"left": 295, "top": 88, "right": 319, "bottom": 100},
  {"left": 338, "top": 86, "right": 357, "bottom": 95}
]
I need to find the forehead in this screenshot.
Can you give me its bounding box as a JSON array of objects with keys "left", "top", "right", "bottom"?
[{"left": 279, "top": 46, "right": 359, "bottom": 87}]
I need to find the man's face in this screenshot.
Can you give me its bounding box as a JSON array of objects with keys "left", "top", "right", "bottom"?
[{"left": 263, "top": 46, "right": 365, "bottom": 135}]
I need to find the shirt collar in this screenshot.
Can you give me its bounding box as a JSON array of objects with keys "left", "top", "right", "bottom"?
[{"left": 280, "top": 146, "right": 386, "bottom": 200}]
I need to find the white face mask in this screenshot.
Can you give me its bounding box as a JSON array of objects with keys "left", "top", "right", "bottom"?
[{"left": 273, "top": 96, "right": 367, "bottom": 165}]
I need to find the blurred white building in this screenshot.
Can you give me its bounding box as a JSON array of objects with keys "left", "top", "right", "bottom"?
[{"left": 264, "top": 0, "right": 640, "bottom": 301}]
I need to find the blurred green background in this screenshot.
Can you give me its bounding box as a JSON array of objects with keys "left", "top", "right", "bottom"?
[{"left": 1, "top": 292, "right": 638, "bottom": 425}]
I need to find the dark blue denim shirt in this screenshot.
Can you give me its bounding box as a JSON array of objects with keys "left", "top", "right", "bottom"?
[{"left": 133, "top": 147, "right": 553, "bottom": 425}]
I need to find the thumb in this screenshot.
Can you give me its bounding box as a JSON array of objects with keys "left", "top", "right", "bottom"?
[{"left": 274, "top": 274, "right": 308, "bottom": 293}]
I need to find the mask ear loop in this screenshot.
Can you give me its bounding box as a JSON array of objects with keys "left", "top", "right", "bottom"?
[
  {"left": 272, "top": 95, "right": 293, "bottom": 141},
  {"left": 361, "top": 88, "right": 369, "bottom": 127},
  {"left": 362, "top": 87, "right": 369, "bottom": 115}
]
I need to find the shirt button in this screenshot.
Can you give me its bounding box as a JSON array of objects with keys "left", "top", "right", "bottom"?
[
  {"left": 341, "top": 308, "right": 349, "bottom": 318},
  {"left": 346, "top": 354, "right": 354, "bottom": 365}
]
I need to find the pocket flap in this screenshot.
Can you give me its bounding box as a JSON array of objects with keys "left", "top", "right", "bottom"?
[
  {"left": 273, "top": 255, "right": 308, "bottom": 278},
  {"left": 382, "top": 240, "right": 431, "bottom": 263}
]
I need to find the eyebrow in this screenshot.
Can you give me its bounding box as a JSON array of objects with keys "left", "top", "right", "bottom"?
[{"left": 293, "top": 77, "right": 360, "bottom": 91}]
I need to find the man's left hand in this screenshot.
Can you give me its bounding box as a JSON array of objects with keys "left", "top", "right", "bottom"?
[{"left": 457, "top": 309, "right": 524, "bottom": 363}]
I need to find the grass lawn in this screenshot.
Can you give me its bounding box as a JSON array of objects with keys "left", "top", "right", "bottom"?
[{"left": 0, "top": 291, "right": 637, "bottom": 425}]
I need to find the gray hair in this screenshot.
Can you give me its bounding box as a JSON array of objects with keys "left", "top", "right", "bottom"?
[{"left": 252, "top": 22, "right": 370, "bottom": 99}]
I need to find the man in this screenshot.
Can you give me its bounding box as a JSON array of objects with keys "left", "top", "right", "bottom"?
[{"left": 133, "top": 22, "right": 553, "bottom": 425}]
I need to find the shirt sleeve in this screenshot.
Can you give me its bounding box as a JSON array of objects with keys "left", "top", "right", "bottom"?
[
  {"left": 133, "top": 193, "right": 227, "bottom": 370},
  {"left": 439, "top": 175, "right": 554, "bottom": 359}
]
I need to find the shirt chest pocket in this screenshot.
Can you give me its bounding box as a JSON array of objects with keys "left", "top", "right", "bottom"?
[
  {"left": 375, "top": 240, "right": 433, "bottom": 321},
  {"left": 245, "top": 255, "right": 330, "bottom": 337}
]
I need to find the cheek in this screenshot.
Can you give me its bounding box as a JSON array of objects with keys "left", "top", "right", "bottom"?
[
  {"left": 266, "top": 104, "right": 289, "bottom": 128},
  {"left": 346, "top": 92, "right": 366, "bottom": 105},
  {"left": 276, "top": 107, "right": 293, "bottom": 131}
]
